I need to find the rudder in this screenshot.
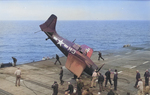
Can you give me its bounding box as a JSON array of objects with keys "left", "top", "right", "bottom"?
[{"left": 40, "top": 14, "right": 57, "bottom": 34}]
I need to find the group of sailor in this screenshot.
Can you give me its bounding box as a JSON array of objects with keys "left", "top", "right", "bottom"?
[{"left": 42, "top": 56, "right": 50, "bottom": 60}]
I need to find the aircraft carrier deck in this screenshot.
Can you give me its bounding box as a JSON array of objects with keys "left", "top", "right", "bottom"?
[{"left": 0, "top": 44, "right": 150, "bottom": 95}]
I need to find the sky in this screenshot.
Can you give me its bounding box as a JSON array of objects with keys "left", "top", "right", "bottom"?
[{"left": 0, "top": 0, "right": 150, "bottom": 20}]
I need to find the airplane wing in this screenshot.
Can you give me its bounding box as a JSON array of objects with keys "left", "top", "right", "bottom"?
[
  {"left": 65, "top": 53, "right": 86, "bottom": 77},
  {"left": 80, "top": 45, "right": 93, "bottom": 58}
]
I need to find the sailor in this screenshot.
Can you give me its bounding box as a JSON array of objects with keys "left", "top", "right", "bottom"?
[
  {"left": 76, "top": 78, "right": 84, "bottom": 95},
  {"left": 145, "top": 86, "right": 150, "bottom": 95},
  {"left": 137, "top": 79, "right": 143, "bottom": 95},
  {"left": 105, "top": 69, "right": 113, "bottom": 87},
  {"left": 52, "top": 81, "right": 58, "bottom": 95},
  {"left": 14, "top": 67, "right": 21, "bottom": 86},
  {"left": 54, "top": 54, "right": 61, "bottom": 65},
  {"left": 59, "top": 67, "right": 64, "bottom": 85},
  {"left": 90, "top": 69, "right": 98, "bottom": 88},
  {"left": 134, "top": 70, "right": 140, "bottom": 88},
  {"left": 42, "top": 57, "right": 46, "bottom": 60},
  {"left": 12, "top": 57, "right": 17, "bottom": 66},
  {"left": 46, "top": 56, "right": 50, "bottom": 60},
  {"left": 113, "top": 69, "right": 118, "bottom": 91},
  {"left": 144, "top": 69, "right": 150, "bottom": 86},
  {"left": 98, "top": 51, "right": 104, "bottom": 61},
  {"left": 98, "top": 72, "right": 104, "bottom": 92},
  {"left": 65, "top": 82, "right": 74, "bottom": 94}
]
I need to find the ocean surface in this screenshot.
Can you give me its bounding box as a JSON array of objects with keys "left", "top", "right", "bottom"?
[{"left": 0, "top": 20, "right": 150, "bottom": 64}]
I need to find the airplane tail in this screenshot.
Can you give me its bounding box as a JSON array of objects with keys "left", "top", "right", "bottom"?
[{"left": 40, "top": 14, "right": 57, "bottom": 34}]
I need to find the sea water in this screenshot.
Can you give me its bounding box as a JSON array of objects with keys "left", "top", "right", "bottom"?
[{"left": 0, "top": 20, "right": 150, "bottom": 64}]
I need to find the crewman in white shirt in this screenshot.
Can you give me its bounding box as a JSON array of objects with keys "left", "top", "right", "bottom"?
[
  {"left": 90, "top": 69, "right": 98, "bottom": 88},
  {"left": 14, "top": 67, "right": 21, "bottom": 86},
  {"left": 137, "top": 78, "right": 143, "bottom": 95}
]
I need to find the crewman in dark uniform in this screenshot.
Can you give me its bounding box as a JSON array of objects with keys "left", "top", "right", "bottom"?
[
  {"left": 98, "top": 51, "right": 104, "bottom": 61},
  {"left": 54, "top": 54, "right": 61, "bottom": 65},
  {"left": 98, "top": 72, "right": 104, "bottom": 92},
  {"left": 76, "top": 79, "right": 84, "bottom": 95},
  {"left": 144, "top": 69, "right": 149, "bottom": 86},
  {"left": 52, "top": 81, "right": 58, "bottom": 95},
  {"left": 134, "top": 70, "right": 140, "bottom": 88},
  {"left": 65, "top": 82, "right": 74, "bottom": 94},
  {"left": 59, "top": 67, "right": 64, "bottom": 85},
  {"left": 113, "top": 69, "right": 118, "bottom": 91},
  {"left": 12, "top": 57, "right": 17, "bottom": 66},
  {"left": 105, "top": 69, "right": 113, "bottom": 87}
]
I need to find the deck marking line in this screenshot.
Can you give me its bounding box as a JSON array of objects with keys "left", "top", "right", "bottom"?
[
  {"left": 126, "top": 52, "right": 131, "bottom": 54},
  {"left": 115, "top": 55, "right": 120, "bottom": 57},
  {"left": 143, "top": 61, "right": 149, "bottom": 64},
  {"left": 130, "top": 66, "right": 136, "bottom": 69}
]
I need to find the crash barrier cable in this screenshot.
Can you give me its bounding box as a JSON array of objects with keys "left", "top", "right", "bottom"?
[{"left": 22, "top": 79, "right": 37, "bottom": 95}]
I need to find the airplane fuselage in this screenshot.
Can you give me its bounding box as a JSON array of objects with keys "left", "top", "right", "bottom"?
[{"left": 45, "top": 31, "right": 98, "bottom": 75}]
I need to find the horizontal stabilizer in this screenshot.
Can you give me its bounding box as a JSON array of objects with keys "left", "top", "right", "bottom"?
[{"left": 65, "top": 53, "right": 86, "bottom": 78}]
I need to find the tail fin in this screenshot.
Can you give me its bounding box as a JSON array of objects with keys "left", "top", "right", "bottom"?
[{"left": 40, "top": 14, "right": 57, "bottom": 33}]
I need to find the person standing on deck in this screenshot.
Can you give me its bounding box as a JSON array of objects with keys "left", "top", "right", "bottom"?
[
  {"left": 59, "top": 67, "right": 64, "bottom": 85},
  {"left": 90, "top": 69, "right": 98, "bottom": 88},
  {"left": 76, "top": 78, "right": 84, "bottom": 95},
  {"left": 12, "top": 57, "right": 17, "bottom": 66},
  {"left": 52, "top": 81, "right": 58, "bottom": 95},
  {"left": 54, "top": 54, "right": 61, "bottom": 65},
  {"left": 105, "top": 69, "right": 113, "bottom": 87},
  {"left": 113, "top": 69, "right": 118, "bottom": 91},
  {"left": 144, "top": 69, "right": 149, "bottom": 86},
  {"left": 65, "top": 82, "right": 74, "bottom": 94},
  {"left": 134, "top": 70, "right": 140, "bottom": 88},
  {"left": 14, "top": 67, "right": 21, "bottom": 86},
  {"left": 98, "top": 51, "right": 104, "bottom": 61},
  {"left": 137, "top": 79, "right": 143, "bottom": 95},
  {"left": 98, "top": 72, "right": 104, "bottom": 92}
]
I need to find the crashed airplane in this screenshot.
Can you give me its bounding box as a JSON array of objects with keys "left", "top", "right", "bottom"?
[{"left": 40, "top": 14, "right": 104, "bottom": 77}]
